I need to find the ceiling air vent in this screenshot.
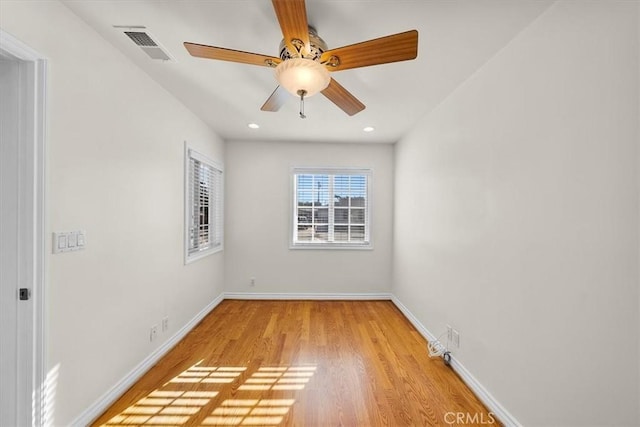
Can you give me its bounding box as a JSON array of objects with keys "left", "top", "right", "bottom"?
[
  {"left": 125, "top": 31, "right": 156, "bottom": 47},
  {"left": 121, "top": 29, "right": 173, "bottom": 61}
]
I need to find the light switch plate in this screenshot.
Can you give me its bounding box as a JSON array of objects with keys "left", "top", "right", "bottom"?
[
  {"left": 57, "top": 234, "right": 68, "bottom": 250},
  {"left": 77, "top": 231, "right": 85, "bottom": 246},
  {"left": 53, "top": 230, "right": 86, "bottom": 254},
  {"left": 68, "top": 233, "right": 77, "bottom": 247}
]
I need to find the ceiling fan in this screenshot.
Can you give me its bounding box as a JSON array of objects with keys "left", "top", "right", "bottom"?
[{"left": 184, "top": 0, "right": 418, "bottom": 118}]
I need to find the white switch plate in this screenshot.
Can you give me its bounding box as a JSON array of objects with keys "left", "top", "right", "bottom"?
[
  {"left": 57, "top": 234, "right": 68, "bottom": 250},
  {"left": 53, "top": 230, "right": 86, "bottom": 254},
  {"left": 68, "top": 232, "right": 77, "bottom": 248}
]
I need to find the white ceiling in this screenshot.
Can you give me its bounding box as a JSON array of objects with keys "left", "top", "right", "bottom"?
[{"left": 62, "top": 0, "right": 553, "bottom": 144}]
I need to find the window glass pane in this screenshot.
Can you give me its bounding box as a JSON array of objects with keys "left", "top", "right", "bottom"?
[
  {"left": 297, "top": 174, "right": 313, "bottom": 190},
  {"left": 297, "top": 191, "right": 313, "bottom": 206},
  {"left": 198, "top": 224, "right": 210, "bottom": 246},
  {"left": 334, "top": 225, "right": 349, "bottom": 241},
  {"left": 350, "top": 208, "right": 365, "bottom": 224},
  {"left": 297, "top": 228, "right": 312, "bottom": 241},
  {"left": 334, "top": 197, "right": 349, "bottom": 207},
  {"left": 313, "top": 225, "right": 328, "bottom": 241},
  {"left": 334, "top": 208, "right": 348, "bottom": 223},
  {"left": 350, "top": 175, "right": 367, "bottom": 198},
  {"left": 298, "top": 208, "right": 312, "bottom": 225},
  {"left": 351, "top": 197, "right": 365, "bottom": 207},
  {"left": 334, "top": 175, "right": 350, "bottom": 198},
  {"left": 313, "top": 175, "right": 330, "bottom": 206},
  {"left": 314, "top": 208, "right": 328, "bottom": 224},
  {"left": 351, "top": 225, "right": 365, "bottom": 241}
]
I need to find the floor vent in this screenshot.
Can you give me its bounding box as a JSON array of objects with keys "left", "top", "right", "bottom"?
[{"left": 119, "top": 28, "right": 173, "bottom": 61}]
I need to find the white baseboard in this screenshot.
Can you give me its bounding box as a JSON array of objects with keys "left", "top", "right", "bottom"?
[
  {"left": 390, "top": 295, "right": 521, "bottom": 427},
  {"left": 224, "top": 292, "right": 392, "bottom": 300},
  {"left": 71, "top": 293, "right": 225, "bottom": 427}
]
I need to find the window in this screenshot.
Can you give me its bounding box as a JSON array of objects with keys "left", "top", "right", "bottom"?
[
  {"left": 185, "top": 145, "right": 223, "bottom": 263},
  {"left": 292, "top": 168, "right": 371, "bottom": 249}
]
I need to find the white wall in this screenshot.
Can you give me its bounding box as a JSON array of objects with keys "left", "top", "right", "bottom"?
[
  {"left": 393, "top": 1, "right": 639, "bottom": 425},
  {"left": 225, "top": 140, "right": 393, "bottom": 295},
  {"left": 0, "top": 1, "right": 225, "bottom": 424}
]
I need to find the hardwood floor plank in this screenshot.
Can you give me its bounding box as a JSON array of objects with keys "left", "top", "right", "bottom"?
[{"left": 92, "top": 300, "right": 499, "bottom": 426}]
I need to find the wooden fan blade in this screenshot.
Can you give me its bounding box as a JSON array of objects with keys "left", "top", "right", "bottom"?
[
  {"left": 321, "top": 78, "right": 365, "bottom": 116},
  {"left": 261, "top": 86, "right": 290, "bottom": 112},
  {"left": 184, "top": 42, "right": 281, "bottom": 67},
  {"left": 272, "top": 0, "right": 310, "bottom": 56},
  {"left": 321, "top": 30, "right": 418, "bottom": 72}
]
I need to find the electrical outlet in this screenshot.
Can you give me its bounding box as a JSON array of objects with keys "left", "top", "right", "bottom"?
[
  {"left": 250, "top": 277, "right": 256, "bottom": 287},
  {"left": 150, "top": 325, "right": 158, "bottom": 342},
  {"left": 453, "top": 329, "right": 460, "bottom": 348},
  {"left": 446, "top": 325, "right": 452, "bottom": 342},
  {"left": 162, "top": 317, "right": 169, "bottom": 332}
]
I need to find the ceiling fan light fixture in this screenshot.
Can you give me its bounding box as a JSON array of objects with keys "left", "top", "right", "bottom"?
[{"left": 275, "top": 58, "right": 330, "bottom": 97}]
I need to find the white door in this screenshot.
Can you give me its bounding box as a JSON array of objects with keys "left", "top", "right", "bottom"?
[
  {"left": 0, "top": 30, "right": 46, "bottom": 426},
  {"left": 0, "top": 55, "right": 22, "bottom": 427}
]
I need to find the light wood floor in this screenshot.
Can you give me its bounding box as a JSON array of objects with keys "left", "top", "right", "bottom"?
[{"left": 93, "top": 300, "right": 497, "bottom": 426}]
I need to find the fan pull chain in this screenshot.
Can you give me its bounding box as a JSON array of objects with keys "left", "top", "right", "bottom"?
[{"left": 297, "top": 89, "right": 307, "bottom": 119}]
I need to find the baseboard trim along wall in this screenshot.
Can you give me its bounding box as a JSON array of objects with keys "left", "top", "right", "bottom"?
[
  {"left": 224, "top": 292, "right": 393, "bottom": 300},
  {"left": 390, "top": 295, "right": 521, "bottom": 427},
  {"left": 71, "top": 293, "right": 225, "bottom": 427}
]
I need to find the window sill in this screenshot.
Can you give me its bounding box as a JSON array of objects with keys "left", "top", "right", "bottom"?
[
  {"left": 185, "top": 245, "right": 223, "bottom": 264},
  {"left": 290, "top": 243, "right": 373, "bottom": 251}
]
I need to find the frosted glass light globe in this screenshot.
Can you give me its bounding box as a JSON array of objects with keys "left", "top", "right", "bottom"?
[{"left": 275, "top": 58, "right": 330, "bottom": 97}]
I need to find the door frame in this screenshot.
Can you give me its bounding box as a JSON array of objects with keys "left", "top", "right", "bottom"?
[{"left": 0, "top": 28, "right": 47, "bottom": 426}]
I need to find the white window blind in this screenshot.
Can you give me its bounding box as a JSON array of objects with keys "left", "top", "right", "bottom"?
[
  {"left": 292, "top": 168, "right": 371, "bottom": 249},
  {"left": 185, "top": 147, "right": 223, "bottom": 263}
]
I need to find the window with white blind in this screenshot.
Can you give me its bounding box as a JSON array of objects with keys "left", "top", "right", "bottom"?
[
  {"left": 185, "top": 145, "right": 223, "bottom": 263},
  {"left": 292, "top": 168, "right": 371, "bottom": 249}
]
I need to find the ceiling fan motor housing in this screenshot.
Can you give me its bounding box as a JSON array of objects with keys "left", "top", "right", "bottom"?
[{"left": 279, "top": 27, "right": 327, "bottom": 61}]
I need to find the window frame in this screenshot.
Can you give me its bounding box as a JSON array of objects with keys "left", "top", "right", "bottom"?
[
  {"left": 184, "top": 143, "right": 224, "bottom": 264},
  {"left": 290, "top": 167, "right": 373, "bottom": 250}
]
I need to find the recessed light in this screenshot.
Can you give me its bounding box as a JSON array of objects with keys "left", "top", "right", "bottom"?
[
  {"left": 248, "top": 123, "right": 260, "bottom": 129},
  {"left": 363, "top": 126, "right": 375, "bottom": 132}
]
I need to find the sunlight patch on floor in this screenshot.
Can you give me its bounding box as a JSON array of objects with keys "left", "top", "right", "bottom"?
[
  {"left": 168, "top": 366, "right": 246, "bottom": 385},
  {"left": 100, "top": 363, "right": 316, "bottom": 426},
  {"left": 238, "top": 366, "right": 316, "bottom": 392},
  {"left": 202, "top": 399, "right": 299, "bottom": 426}
]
